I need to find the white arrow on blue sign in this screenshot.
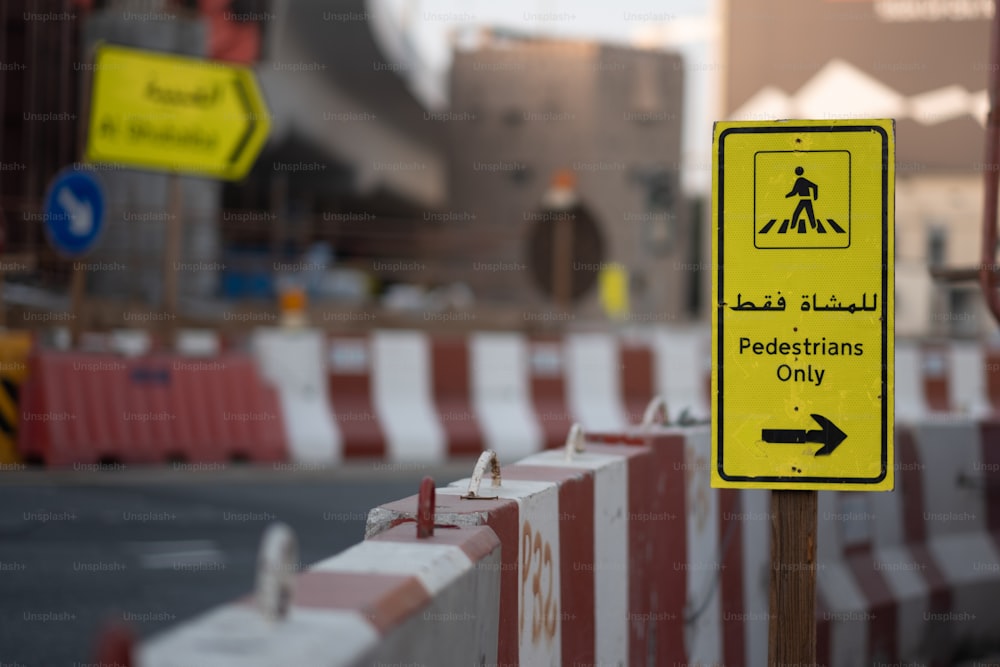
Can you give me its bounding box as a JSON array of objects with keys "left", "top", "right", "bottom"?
[{"left": 43, "top": 167, "right": 105, "bottom": 257}]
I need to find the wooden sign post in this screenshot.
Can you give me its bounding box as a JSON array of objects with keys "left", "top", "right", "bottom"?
[{"left": 768, "top": 490, "right": 817, "bottom": 665}]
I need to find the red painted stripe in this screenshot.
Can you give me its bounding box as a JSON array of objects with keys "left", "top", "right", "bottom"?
[
  {"left": 985, "top": 351, "right": 1000, "bottom": 411},
  {"left": 327, "top": 338, "right": 386, "bottom": 459},
  {"left": 897, "top": 426, "right": 953, "bottom": 618},
  {"left": 171, "top": 358, "right": 197, "bottom": 461},
  {"left": 978, "top": 421, "right": 1000, "bottom": 554},
  {"left": 259, "top": 362, "right": 289, "bottom": 462},
  {"left": 372, "top": 491, "right": 522, "bottom": 665},
  {"left": 149, "top": 358, "right": 175, "bottom": 459},
  {"left": 172, "top": 358, "right": 198, "bottom": 461},
  {"left": 47, "top": 354, "right": 78, "bottom": 464},
  {"left": 506, "top": 463, "right": 596, "bottom": 665},
  {"left": 368, "top": 523, "right": 502, "bottom": 564},
  {"left": 899, "top": 427, "right": 928, "bottom": 545},
  {"left": 216, "top": 358, "right": 242, "bottom": 458},
  {"left": 145, "top": 359, "right": 164, "bottom": 460},
  {"left": 718, "top": 488, "right": 746, "bottom": 667},
  {"left": 77, "top": 357, "right": 107, "bottom": 460},
  {"left": 369, "top": 438, "right": 685, "bottom": 664},
  {"left": 922, "top": 344, "right": 950, "bottom": 413},
  {"left": 83, "top": 356, "right": 109, "bottom": 459},
  {"left": 620, "top": 344, "right": 654, "bottom": 426},
  {"left": 189, "top": 358, "right": 213, "bottom": 461},
  {"left": 846, "top": 551, "right": 898, "bottom": 663},
  {"left": 35, "top": 351, "right": 298, "bottom": 467},
  {"left": 431, "top": 337, "right": 484, "bottom": 458},
  {"left": 289, "top": 570, "right": 430, "bottom": 634},
  {"left": 528, "top": 339, "right": 573, "bottom": 450},
  {"left": 593, "top": 434, "right": 687, "bottom": 665},
  {"left": 556, "top": 471, "right": 596, "bottom": 665},
  {"left": 169, "top": 355, "right": 286, "bottom": 463},
  {"left": 816, "top": 594, "right": 832, "bottom": 667},
  {"left": 831, "top": 486, "right": 899, "bottom": 663},
  {"left": 177, "top": 355, "right": 212, "bottom": 462},
  {"left": 208, "top": 358, "right": 237, "bottom": 459},
  {"left": 241, "top": 355, "right": 287, "bottom": 462}
]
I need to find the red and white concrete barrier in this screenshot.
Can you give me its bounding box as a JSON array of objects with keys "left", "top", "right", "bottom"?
[
  {"left": 895, "top": 339, "right": 998, "bottom": 419},
  {"left": 645, "top": 326, "right": 711, "bottom": 423},
  {"left": 265, "top": 327, "right": 695, "bottom": 464},
  {"left": 23, "top": 329, "right": 1000, "bottom": 468},
  {"left": 18, "top": 347, "right": 287, "bottom": 466},
  {"left": 120, "top": 413, "right": 1000, "bottom": 665},
  {"left": 128, "top": 425, "right": 757, "bottom": 666},
  {"left": 252, "top": 328, "right": 341, "bottom": 463},
  {"left": 675, "top": 417, "right": 1000, "bottom": 666},
  {"left": 470, "top": 333, "right": 546, "bottom": 460},
  {"left": 814, "top": 420, "right": 1000, "bottom": 666},
  {"left": 815, "top": 422, "right": 1000, "bottom": 666},
  {"left": 366, "top": 431, "right": 690, "bottom": 665},
  {"left": 140, "top": 513, "right": 503, "bottom": 666}
]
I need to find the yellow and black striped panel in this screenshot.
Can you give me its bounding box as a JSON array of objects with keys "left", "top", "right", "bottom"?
[{"left": 0, "top": 331, "right": 32, "bottom": 465}]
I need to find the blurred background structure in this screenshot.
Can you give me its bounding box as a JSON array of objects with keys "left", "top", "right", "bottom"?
[
  {"left": 0, "top": 0, "right": 701, "bottom": 334},
  {"left": 723, "top": 0, "right": 995, "bottom": 339},
  {"left": 2, "top": 0, "right": 998, "bottom": 337},
  {"left": 6, "top": 2, "right": 1000, "bottom": 666}
]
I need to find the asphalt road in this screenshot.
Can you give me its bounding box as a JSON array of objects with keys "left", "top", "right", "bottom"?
[{"left": 0, "top": 463, "right": 471, "bottom": 667}]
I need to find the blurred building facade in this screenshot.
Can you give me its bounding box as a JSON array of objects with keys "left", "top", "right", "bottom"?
[
  {"left": 2, "top": 0, "right": 450, "bottom": 328},
  {"left": 1, "top": 0, "right": 274, "bottom": 320},
  {"left": 3, "top": 1, "right": 695, "bottom": 330},
  {"left": 446, "top": 31, "right": 693, "bottom": 322},
  {"left": 1, "top": 1, "right": 267, "bottom": 249},
  {"left": 723, "top": 0, "right": 995, "bottom": 338}
]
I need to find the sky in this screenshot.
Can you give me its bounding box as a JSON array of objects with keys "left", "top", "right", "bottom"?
[{"left": 374, "top": 0, "right": 720, "bottom": 193}]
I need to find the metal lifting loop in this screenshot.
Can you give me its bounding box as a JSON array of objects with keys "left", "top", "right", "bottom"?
[
  {"left": 641, "top": 395, "right": 669, "bottom": 430},
  {"left": 461, "top": 449, "right": 501, "bottom": 500},
  {"left": 256, "top": 522, "right": 298, "bottom": 622},
  {"left": 417, "top": 476, "right": 436, "bottom": 538},
  {"left": 565, "top": 423, "right": 585, "bottom": 461}
]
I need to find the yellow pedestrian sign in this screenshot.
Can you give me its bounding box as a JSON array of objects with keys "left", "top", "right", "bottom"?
[
  {"left": 711, "top": 119, "right": 894, "bottom": 491},
  {"left": 84, "top": 44, "right": 270, "bottom": 181}
]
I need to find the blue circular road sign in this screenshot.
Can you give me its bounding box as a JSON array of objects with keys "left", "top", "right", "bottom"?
[{"left": 43, "top": 167, "right": 105, "bottom": 257}]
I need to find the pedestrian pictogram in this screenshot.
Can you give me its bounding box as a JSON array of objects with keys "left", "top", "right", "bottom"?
[
  {"left": 759, "top": 167, "right": 848, "bottom": 236},
  {"left": 786, "top": 166, "right": 818, "bottom": 228},
  {"left": 711, "top": 119, "right": 894, "bottom": 491},
  {"left": 754, "top": 150, "right": 851, "bottom": 249}
]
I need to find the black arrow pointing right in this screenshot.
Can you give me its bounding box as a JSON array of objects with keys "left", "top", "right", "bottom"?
[{"left": 761, "top": 413, "right": 847, "bottom": 456}]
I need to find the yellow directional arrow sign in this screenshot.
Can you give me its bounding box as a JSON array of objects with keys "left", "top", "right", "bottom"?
[
  {"left": 84, "top": 44, "right": 270, "bottom": 181},
  {"left": 711, "top": 119, "right": 894, "bottom": 491}
]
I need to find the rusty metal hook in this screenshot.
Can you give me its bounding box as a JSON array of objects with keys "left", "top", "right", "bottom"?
[
  {"left": 641, "top": 395, "right": 669, "bottom": 430},
  {"left": 256, "top": 522, "right": 298, "bottom": 622},
  {"left": 565, "top": 423, "right": 585, "bottom": 461},
  {"left": 461, "top": 450, "right": 501, "bottom": 500},
  {"left": 417, "top": 476, "right": 436, "bottom": 538}
]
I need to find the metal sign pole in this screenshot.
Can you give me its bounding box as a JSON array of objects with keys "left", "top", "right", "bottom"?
[
  {"left": 70, "top": 264, "right": 84, "bottom": 346},
  {"left": 163, "top": 173, "right": 181, "bottom": 346}
]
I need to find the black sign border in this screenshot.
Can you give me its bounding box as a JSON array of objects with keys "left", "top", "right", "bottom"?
[{"left": 716, "top": 123, "right": 890, "bottom": 486}]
